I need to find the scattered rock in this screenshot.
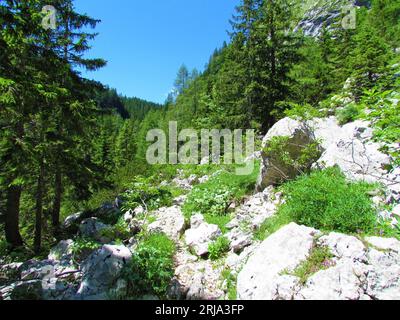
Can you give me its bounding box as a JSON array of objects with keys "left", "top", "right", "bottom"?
[
  {"left": 1, "top": 280, "right": 43, "bottom": 300},
  {"left": 173, "top": 195, "right": 187, "bottom": 206},
  {"left": 79, "top": 218, "right": 113, "bottom": 244},
  {"left": 123, "top": 209, "right": 134, "bottom": 223},
  {"left": 48, "top": 240, "right": 74, "bottom": 262},
  {"left": 226, "top": 229, "right": 253, "bottom": 254},
  {"left": 77, "top": 245, "right": 132, "bottom": 298},
  {"left": 148, "top": 206, "right": 186, "bottom": 241},
  {"left": 171, "top": 247, "right": 225, "bottom": 300},
  {"left": 173, "top": 173, "right": 199, "bottom": 190},
  {"left": 184, "top": 214, "right": 222, "bottom": 256},
  {"left": 19, "top": 260, "right": 56, "bottom": 281}
]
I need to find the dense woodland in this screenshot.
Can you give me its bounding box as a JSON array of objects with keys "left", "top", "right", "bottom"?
[{"left": 0, "top": 0, "right": 399, "bottom": 261}]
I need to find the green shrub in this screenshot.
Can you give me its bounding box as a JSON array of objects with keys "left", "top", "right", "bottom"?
[
  {"left": 71, "top": 238, "right": 101, "bottom": 264},
  {"left": 336, "top": 103, "right": 362, "bottom": 125},
  {"left": 363, "top": 89, "right": 400, "bottom": 168},
  {"left": 208, "top": 236, "right": 230, "bottom": 261},
  {"left": 263, "top": 136, "right": 322, "bottom": 184},
  {"left": 204, "top": 214, "right": 232, "bottom": 234},
  {"left": 284, "top": 102, "right": 324, "bottom": 121},
  {"left": 121, "top": 177, "right": 173, "bottom": 212},
  {"left": 184, "top": 185, "right": 236, "bottom": 219},
  {"left": 222, "top": 268, "right": 237, "bottom": 300},
  {"left": 182, "top": 162, "right": 260, "bottom": 222},
  {"left": 98, "top": 216, "right": 130, "bottom": 241},
  {"left": 279, "top": 168, "right": 377, "bottom": 234},
  {"left": 85, "top": 189, "right": 119, "bottom": 211},
  {"left": 123, "top": 233, "right": 176, "bottom": 298},
  {"left": 254, "top": 209, "right": 293, "bottom": 241}
]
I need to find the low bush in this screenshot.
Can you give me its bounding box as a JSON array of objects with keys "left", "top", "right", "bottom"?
[
  {"left": 336, "top": 103, "right": 362, "bottom": 125},
  {"left": 254, "top": 209, "right": 293, "bottom": 241},
  {"left": 208, "top": 236, "right": 230, "bottom": 261},
  {"left": 263, "top": 136, "right": 322, "bottom": 184},
  {"left": 183, "top": 164, "right": 259, "bottom": 215},
  {"left": 284, "top": 102, "right": 324, "bottom": 121},
  {"left": 98, "top": 217, "right": 130, "bottom": 241},
  {"left": 182, "top": 163, "right": 260, "bottom": 231},
  {"left": 279, "top": 168, "right": 377, "bottom": 234},
  {"left": 70, "top": 238, "right": 101, "bottom": 264},
  {"left": 123, "top": 233, "right": 176, "bottom": 298},
  {"left": 222, "top": 268, "right": 237, "bottom": 300},
  {"left": 183, "top": 185, "right": 236, "bottom": 218},
  {"left": 121, "top": 177, "right": 173, "bottom": 212}
]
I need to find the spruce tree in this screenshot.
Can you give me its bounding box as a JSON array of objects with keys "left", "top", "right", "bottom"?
[{"left": 348, "top": 24, "right": 392, "bottom": 99}]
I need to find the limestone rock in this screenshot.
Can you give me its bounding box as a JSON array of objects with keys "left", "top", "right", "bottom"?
[
  {"left": 184, "top": 214, "right": 222, "bottom": 256},
  {"left": 79, "top": 218, "right": 113, "bottom": 243},
  {"left": 48, "top": 240, "right": 74, "bottom": 262},
  {"left": 237, "top": 223, "right": 320, "bottom": 300},
  {"left": 77, "top": 245, "right": 132, "bottom": 298},
  {"left": 148, "top": 206, "right": 186, "bottom": 241},
  {"left": 257, "top": 118, "right": 320, "bottom": 189}
]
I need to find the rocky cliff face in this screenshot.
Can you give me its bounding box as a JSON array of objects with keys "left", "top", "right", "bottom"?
[{"left": 296, "top": 0, "right": 371, "bottom": 37}]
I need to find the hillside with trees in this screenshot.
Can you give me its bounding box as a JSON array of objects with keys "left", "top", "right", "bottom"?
[{"left": 0, "top": 0, "right": 400, "bottom": 301}]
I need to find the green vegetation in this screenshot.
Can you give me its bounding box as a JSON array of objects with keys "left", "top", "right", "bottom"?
[
  {"left": 121, "top": 177, "right": 173, "bottom": 212},
  {"left": 336, "top": 104, "right": 362, "bottom": 125},
  {"left": 70, "top": 238, "right": 101, "bottom": 264},
  {"left": 208, "top": 236, "right": 230, "bottom": 261},
  {"left": 183, "top": 163, "right": 259, "bottom": 231},
  {"left": 98, "top": 217, "right": 130, "bottom": 242},
  {"left": 279, "top": 168, "right": 378, "bottom": 235},
  {"left": 254, "top": 210, "right": 293, "bottom": 241},
  {"left": 222, "top": 268, "right": 237, "bottom": 300},
  {"left": 123, "top": 233, "right": 176, "bottom": 298},
  {"left": 288, "top": 245, "right": 335, "bottom": 285},
  {"left": 263, "top": 136, "right": 322, "bottom": 183}
]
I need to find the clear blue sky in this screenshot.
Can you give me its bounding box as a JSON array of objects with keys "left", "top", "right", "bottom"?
[{"left": 74, "top": 0, "right": 239, "bottom": 104}]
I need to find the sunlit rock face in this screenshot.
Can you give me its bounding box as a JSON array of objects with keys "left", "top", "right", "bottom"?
[{"left": 296, "top": 0, "right": 371, "bottom": 37}]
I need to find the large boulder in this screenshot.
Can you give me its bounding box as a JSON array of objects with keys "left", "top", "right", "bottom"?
[
  {"left": 257, "top": 116, "right": 393, "bottom": 191},
  {"left": 184, "top": 214, "right": 222, "bottom": 256},
  {"left": 148, "top": 206, "right": 186, "bottom": 242},
  {"left": 237, "top": 223, "right": 320, "bottom": 300},
  {"left": 257, "top": 118, "right": 320, "bottom": 190},
  {"left": 315, "top": 119, "right": 391, "bottom": 184},
  {"left": 237, "top": 223, "right": 400, "bottom": 300},
  {"left": 62, "top": 211, "right": 88, "bottom": 234},
  {"left": 77, "top": 245, "right": 132, "bottom": 299}
]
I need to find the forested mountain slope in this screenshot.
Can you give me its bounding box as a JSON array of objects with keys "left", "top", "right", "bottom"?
[{"left": 1, "top": 0, "right": 399, "bottom": 301}]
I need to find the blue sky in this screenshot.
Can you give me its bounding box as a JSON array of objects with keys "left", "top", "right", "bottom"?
[{"left": 74, "top": 0, "right": 239, "bottom": 104}]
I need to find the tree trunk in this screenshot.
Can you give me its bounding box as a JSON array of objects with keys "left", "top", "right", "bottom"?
[
  {"left": 52, "top": 163, "right": 62, "bottom": 237},
  {"left": 34, "top": 157, "right": 45, "bottom": 254},
  {"left": 5, "top": 185, "right": 23, "bottom": 248}
]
